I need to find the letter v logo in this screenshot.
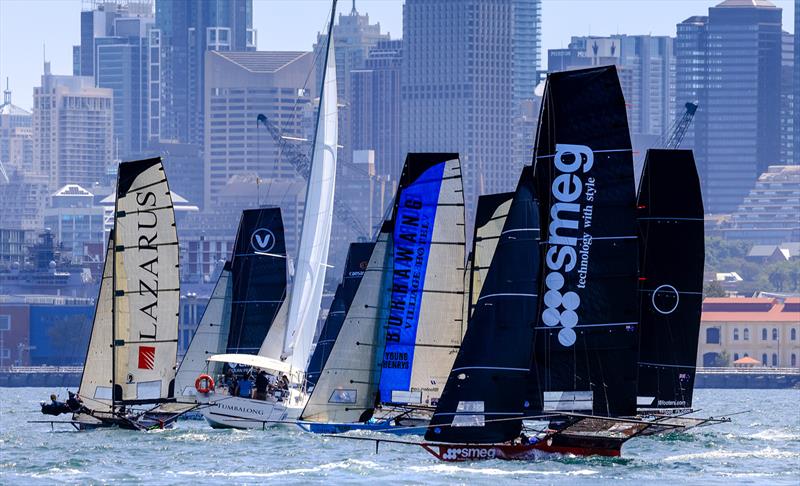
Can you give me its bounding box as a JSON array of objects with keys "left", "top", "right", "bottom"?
[{"left": 250, "top": 228, "right": 276, "bottom": 252}]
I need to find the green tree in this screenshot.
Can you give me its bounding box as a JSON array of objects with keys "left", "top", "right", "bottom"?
[
  {"left": 713, "top": 350, "right": 731, "bottom": 367},
  {"left": 704, "top": 280, "right": 726, "bottom": 298}
]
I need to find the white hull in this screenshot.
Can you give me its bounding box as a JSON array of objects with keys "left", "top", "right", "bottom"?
[{"left": 198, "top": 390, "right": 308, "bottom": 430}]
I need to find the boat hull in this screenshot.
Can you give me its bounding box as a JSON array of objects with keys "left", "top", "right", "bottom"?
[
  {"left": 198, "top": 392, "right": 308, "bottom": 429},
  {"left": 420, "top": 438, "right": 622, "bottom": 462},
  {"left": 296, "top": 420, "right": 427, "bottom": 436}
]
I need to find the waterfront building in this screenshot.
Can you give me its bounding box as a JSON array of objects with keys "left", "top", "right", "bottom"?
[
  {"left": 0, "top": 229, "right": 26, "bottom": 267},
  {"left": 0, "top": 83, "right": 33, "bottom": 174},
  {"left": 402, "top": 0, "right": 529, "bottom": 218},
  {"left": 676, "top": 0, "right": 783, "bottom": 214},
  {"left": 0, "top": 170, "right": 49, "bottom": 233},
  {"left": 698, "top": 297, "right": 800, "bottom": 368},
  {"left": 796, "top": 0, "right": 799, "bottom": 157},
  {"left": 720, "top": 165, "right": 800, "bottom": 244},
  {"left": 203, "top": 50, "right": 313, "bottom": 207},
  {"left": 351, "top": 39, "right": 403, "bottom": 179},
  {"left": 155, "top": 0, "right": 255, "bottom": 145},
  {"left": 43, "top": 185, "right": 106, "bottom": 263},
  {"left": 32, "top": 63, "right": 113, "bottom": 189}
]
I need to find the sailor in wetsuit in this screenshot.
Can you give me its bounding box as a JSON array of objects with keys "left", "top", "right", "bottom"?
[{"left": 40, "top": 394, "right": 71, "bottom": 416}]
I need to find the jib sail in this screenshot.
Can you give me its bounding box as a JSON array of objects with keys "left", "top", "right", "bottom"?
[
  {"left": 306, "top": 241, "right": 375, "bottom": 389},
  {"left": 531, "top": 66, "right": 639, "bottom": 417},
  {"left": 636, "top": 149, "right": 704, "bottom": 410},
  {"left": 113, "top": 157, "right": 181, "bottom": 404},
  {"left": 300, "top": 226, "right": 393, "bottom": 423},
  {"left": 469, "top": 192, "right": 515, "bottom": 316},
  {"left": 426, "top": 167, "right": 541, "bottom": 444},
  {"left": 379, "top": 153, "right": 466, "bottom": 407}
]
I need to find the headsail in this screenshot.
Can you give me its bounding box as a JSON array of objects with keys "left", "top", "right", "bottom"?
[
  {"left": 300, "top": 226, "right": 392, "bottom": 423},
  {"left": 636, "top": 149, "right": 704, "bottom": 410},
  {"left": 531, "top": 66, "right": 639, "bottom": 417},
  {"left": 470, "top": 193, "right": 514, "bottom": 315},
  {"left": 76, "top": 231, "right": 115, "bottom": 412},
  {"left": 173, "top": 264, "right": 232, "bottom": 400},
  {"left": 282, "top": 10, "right": 338, "bottom": 373},
  {"left": 379, "top": 153, "right": 466, "bottom": 407},
  {"left": 426, "top": 167, "right": 541, "bottom": 444},
  {"left": 306, "top": 242, "right": 375, "bottom": 389},
  {"left": 113, "top": 158, "right": 180, "bottom": 404},
  {"left": 226, "top": 208, "right": 287, "bottom": 355}
]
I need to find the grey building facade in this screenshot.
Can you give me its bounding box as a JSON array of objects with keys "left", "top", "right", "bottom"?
[{"left": 676, "top": 0, "right": 783, "bottom": 214}]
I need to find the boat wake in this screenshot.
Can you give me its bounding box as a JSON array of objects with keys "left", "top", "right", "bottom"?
[{"left": 663, "top": 446, "right": 798, "bottom": 462}]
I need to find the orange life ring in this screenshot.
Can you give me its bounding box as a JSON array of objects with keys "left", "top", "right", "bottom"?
[{"left": 195, "top": 374, "right": 215, "bottom": 394}]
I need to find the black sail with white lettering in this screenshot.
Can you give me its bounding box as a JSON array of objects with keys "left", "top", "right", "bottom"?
[
  {"left": 306, "top": 242, "right": 375, "bottom": 389},
  {"left": 226, "top": 208, "right": 287, "bottom": 355},
  {"left": 114, "top": 157, "right": 180, "bottom": 403},
  {"left": 636, "top": 149, "right": 704, "bottom": 410},
  {"left": 426, "top": 167, "right": 541, "bottom": 444},
  {"left": 532, "top": 66, "right": 639, "bottom": 417}
]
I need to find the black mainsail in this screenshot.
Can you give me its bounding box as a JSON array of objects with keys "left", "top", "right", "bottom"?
[
  {"left": 306, "top": 241, "right": 375, "bottom": 389},
  {"left": 426, "top": 167, "right": 541, "bottom": 444},
  {"left": 226, "top": 208, "right": 287, "bottom": 355},
  {"left": 531, "top": 65, "right": 639, "bottom": 417},
  {"left": 636, "top": 149, "right": 704, "bottom": 410}
]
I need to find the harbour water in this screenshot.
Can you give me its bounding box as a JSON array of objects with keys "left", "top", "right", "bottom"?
[{"left": 2, "top": 387, "right": 799, "bottom": 484}]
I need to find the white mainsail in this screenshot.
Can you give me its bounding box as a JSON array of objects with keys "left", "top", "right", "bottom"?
[
  {"left": 76, "top": 233, "right": 115, "bottom": 412},
  {"left": 281, "top": 31, "right": 338, "bottom": 373},
  {"left": 300, "top": 229, "right": 392, "bottom": 423},
  {"left": 174, "top": 267, "right": 232, "bottom": 400},
  {"left": 113, "top": 158, "right": 181, "bottom": 403}
]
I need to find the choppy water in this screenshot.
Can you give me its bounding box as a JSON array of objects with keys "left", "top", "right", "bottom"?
[{"left": 2, "top": 388, "right": 799, "bottom": 485}]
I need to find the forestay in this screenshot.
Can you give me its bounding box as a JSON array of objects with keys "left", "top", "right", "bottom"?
[
  {"left": 282, "top": 30, "right": 338, "bottom": 374},
  {"left": 300, "top": 226, "right": 392, "bottom": 423},
  {"left": 379, "top": 153, "right": 466, "bottom": 407},
  {"left": 636, "top": 149, "right": 704, "bottom": 410},
  {"left": 426, "top": 167, "right": 541, "bottom": 444},
  {"left": 113, "top": 158, "right": 180, "bottom": 403},
  {"left": 532, "top": 66, "right": 639, "bottom": 417}
]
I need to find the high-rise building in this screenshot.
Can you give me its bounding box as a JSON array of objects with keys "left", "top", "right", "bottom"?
[
  {"left": 676, "top": 0, "right": 783, "bottom": 214},
  {"left": 33, "top": 63, "right": 114, "bottom": 189},
  {"left": 402, "top": 0, "right": 522, "bottom": 217},
  {"left": 314, "top": 4, "right": 390, "bottom": 167},
  {"left": 512, "top": 0, "right": 542, "bottom": 103},
  {"left": 351, "top": 39, "right": 403, "bottom": 179},
  {"left": 780, "top": 32, "right": 795, "bottom": 164},
  {"left": 795, "top": 0, "right": 799, "bottom": 159},
  {"left": 0, "top": 82, "right": 33, "bottom": 173},
  {"left": 203, "top": 50, "right": 313, "bottom": 207},
  {"left": 95, "top": 14, "right": 155, "bottom": 159},
  {"left": 155, "top": 0, "right": 255, "bottom": 145}
]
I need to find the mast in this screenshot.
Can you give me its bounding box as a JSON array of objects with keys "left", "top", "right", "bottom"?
[
  {"left": 111, "top": 172, "right": 119, "bottom": 411},
  {"left": 281, "top": 0, "right": 339, "bottom": 373}
]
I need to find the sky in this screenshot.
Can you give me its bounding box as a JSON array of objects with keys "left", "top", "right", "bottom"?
[{"left": 0, "top": 0, "right": 796, "bottom": 111}]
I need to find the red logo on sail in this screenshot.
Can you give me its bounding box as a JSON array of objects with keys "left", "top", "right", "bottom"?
[{"left": 138, "top": 346, "right": 156, "bottom": 370}]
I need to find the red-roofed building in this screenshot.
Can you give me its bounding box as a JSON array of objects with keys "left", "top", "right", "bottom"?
[{"left": 698, "top": 297, "right": 800, "bottom": 368}]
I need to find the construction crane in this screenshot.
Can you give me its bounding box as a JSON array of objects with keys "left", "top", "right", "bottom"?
[
  {"left": 661, "top": 101, "right": 698, "bottom": 149},
  {"left": 255, "top": 113, "right": 369, "bottom": 238}
]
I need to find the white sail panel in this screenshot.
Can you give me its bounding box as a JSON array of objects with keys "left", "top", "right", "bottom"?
[
  {"left": 300, "top": 229, "right": 391, "bottom": 422},
  {"left": 76, "top": 233, "right": 114, "bottom": 414},
  {"left": 174, "top": 267, "right": 232, "bottom": 400},
  {"left": 114, "top": 158, "right": 180, "bottom": 402},
  {"left": 257, "top": 299, "right": 288, "bottom": 361},
  {"left": 472, "top": 198, "right": 512, "bottom": 308},
  {"left": 282, "top": 35, "right": 338, "bottom": 373},
  {"left": 408, "top": 157, "right": 466, "bottom": 406}
]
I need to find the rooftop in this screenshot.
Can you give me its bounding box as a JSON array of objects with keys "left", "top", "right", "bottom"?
[
  {"left": 211, "top": 51, "right": 310, "bottom": 74},
  {"left": 702, "top": 297, "right": 800, "bottom": 322},
  {"left": 715, "top": 0, "right": 777, "bottom": 7}
]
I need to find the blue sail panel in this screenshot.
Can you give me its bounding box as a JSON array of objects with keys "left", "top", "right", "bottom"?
[{"left": 379, "top": 159, "right": 446, "bottom": 403}]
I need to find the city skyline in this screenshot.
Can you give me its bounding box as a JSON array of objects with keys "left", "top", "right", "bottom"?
[{"left": 1, "top": 0, "right": 795, "bottom": 110}]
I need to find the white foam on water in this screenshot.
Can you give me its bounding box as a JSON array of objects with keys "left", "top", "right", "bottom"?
[
  {"left": 750, "top": 429, "right": 800, "bottom": 442},
  {"left": 407, "top": 464, "right": 598, "bottom": 477},
  {"left": 664, "top": 447, "right": 798, "bottom": 462},
  {"left": 171, "top": 458, "right": 382, "bottom": 478}
]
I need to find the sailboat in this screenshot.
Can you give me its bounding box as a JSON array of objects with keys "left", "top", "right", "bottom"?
[
  {"left": 296, "top": 152, "right": 466, "bottom": 434},
  {"left": 195, "top": 0, "right": 339, "bottom": 429},
  {"left": 421, "top": 66, "right": 661, "bottom": 461},
  {"left": 173, "top": 207, "right": 287, "bottom": 405},
  {"left": 40, "top": 157, "right": 193, "bottom": 430},
  {"left": 634, "top": 149, "right": 721, "bottom": 432}
]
